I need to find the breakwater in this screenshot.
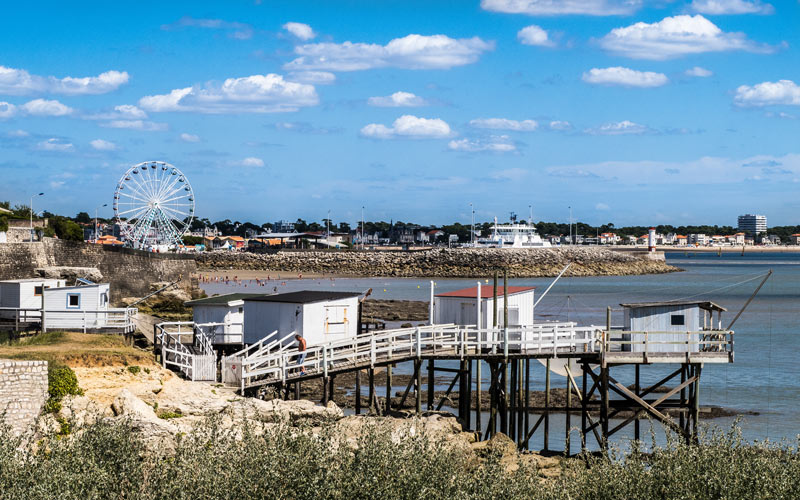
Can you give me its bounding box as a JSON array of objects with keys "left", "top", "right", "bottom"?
[{"left": 196, "top": 247, "right": 677, "bottom": 277}]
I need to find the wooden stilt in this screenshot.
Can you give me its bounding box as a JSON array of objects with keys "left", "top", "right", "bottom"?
[
  {"left": 680, "top": 364, "right": 686, "bottom": 438},
  {"left": 322, "top": 376, "right": 329, "bottom": 405},
  {"left": 565, "top": 371, "right": 571, "bottom": 455},
  {"left": 601, "top": 366, "right": 609, "bottom": 450},
  {"left": 355, "top": 369, "right": 362, "bottom": 415},
  {"left": 581, "top": 362, "right": 588, "bottom": 452},
  {"left": 476, "top": 360, "right": 482, "bottom": 433},
  {"left": 500, "top": 361, "right": 508, "bottom": 435},
  {"left": 385, "top": 364, "right": 392, "bottom": 415},
  {"left": 509, "top": 360, "right": 517, "bottom": 441},
  {"left": 692, "top": 364, "right": 701, "bottom": 442},
  {"left": 465, "top": 359, "right": 472, "bottom": 430},
  {"left": 294, "top": 381, "right": 300, "bottom": 401},
  {"left": 635, "top": 364, "right": 641, "bottom": 441},
  {"left": 524, "top": 359, "right": 530, "bottom": 449},
  {"left": 427, "top": 360, "right": 435, "bottom": 410},
  {"left": 368, "top": 367, "right": 375, "bottom": 414},
  {"left": 329, "top": 375, "right": 335, "bottom": 405},
  {"left": 544, "top": 359, "right": 551, "bottom": 451},
  {"left": 415, "top": 359, "right": 422, "bottom": 414}
]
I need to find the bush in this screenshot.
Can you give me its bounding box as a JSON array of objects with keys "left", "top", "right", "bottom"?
[
  {"left": 127, "top": 365, "right": 141, "bottom": 375},
  {"left": 45, "top": 363, "right": 82, "bottom": 413}
]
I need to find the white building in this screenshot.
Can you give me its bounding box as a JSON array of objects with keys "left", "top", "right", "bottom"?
[
  {"left": 185, "top": 293, "right": 259, "bottom": 345},
  {"left": 243, "top": 291, "right": 361, "bottom": 347},
  {"left": 0, "top": 278, "right": 66, "bottom": 319},
  {"left": 687, "top": 234, "right": 709, "bottom": 246},
  {"left": 620, "top": 300, "right": 726, "bottom": 353},
  {"left": 433, "top": 285, "right": 535, "bottom": 329},
  {"left": 42, "top": 282, "right": 112, "bottom": 330},
  {"left": 737, "top": 214, "right": 767, "bottom": 236}
]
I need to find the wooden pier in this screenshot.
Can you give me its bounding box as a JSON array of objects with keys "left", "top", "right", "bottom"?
[{"left": 219, "top": 321, "right": 732, "bottom": 452}]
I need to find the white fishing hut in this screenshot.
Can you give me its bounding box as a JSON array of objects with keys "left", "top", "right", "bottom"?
[
  {"left": 185, "top": 293, "right": 260, "bottom": 345},
  {"left": 433, "top": 285, "right": 535, "bottom": 328},
  {"left": 0, "top": 278, "right": 66, "bottom": 319},
  {"left": 41, "top": 282, "right": 112, "bottom": 329},
  {"left": 243, "top": 291, "right": 361, "bottom": 347},
  {"left": 620, "top": 300, "right": 727, "bottom": 353}
]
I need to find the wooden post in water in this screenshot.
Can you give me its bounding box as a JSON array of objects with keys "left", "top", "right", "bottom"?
[
  {"left": 415, "top": 359, "right": 422, "bottom": 414},
  {"left": 692, "top": 364, "right": 702, "bottom": 442},
  {"left": 544, "top": 358, "right": 551, "bottom": 451},
  {"left": 581, "top": 362, "right": 588, "bottom": 452},
  {"left": 465, "top": 360, "right": 472, "bottom": 430},
  {"left": 524, "top": 359, "right": 530, "bottom": 449},
  {"left": 355, "top": 370, "right": 362, "bottom": 415},
  {"left": 679, "top": 364, "right": 686, "bottom": 437},
  {"left": 427, "top": 360, "right": 435, "bottom": 411},
  {"left": 635, "top": 364, "right": 641, "bottom": 441},
  {"left": 499, "top": 361, "right": 508, "bottom": 435},
  {"left": 509, "top": 360, "right": 517, "bottom": 441},
  {"left": 517, "top": 359, "right": 524, "bottom": 447},
  {"left": 565, "top": 372, "right": 572, "bottom": 455},
  {"left": 601, "top": 366, "right": 610, "bottom": 450},
  {"left": 475, "top": 360, "right": 482, "bottom": 433},
  {"left": 368, "top": 367, "right": 375, "bottom": 414},
  {"left": 489, "top": 362, "right": 497, "bottom": 437},
  {"left": 385, "top": 364, "right": 392, "bottom": 415}
]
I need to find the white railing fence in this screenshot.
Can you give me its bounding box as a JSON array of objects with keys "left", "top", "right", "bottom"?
[{"left": 0, "top": 306, "right": 137, "bottom": 333}]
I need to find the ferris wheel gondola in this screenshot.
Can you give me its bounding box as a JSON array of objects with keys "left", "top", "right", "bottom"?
[{"left": 112, "top": 161, "right": 195, "bottom": 250}]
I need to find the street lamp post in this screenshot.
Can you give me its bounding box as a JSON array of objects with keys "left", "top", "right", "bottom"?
[
  {"left": 469, "top": 202, "right": 474, "bottom": 246},
  {"left": 29, "top": 192, "right": 44, "bottom": 242},
  {"left": 361, "top": 206, "right": 365, "bottom": 250},
  {"left": 94, "top": 203, "right": 108, "bottom": 243},
  {"left": 568, "top": 206, "right": 572, "bottom": 245},
  {"left": 327, "top": 209, "right": 331, "bottom": 242}
]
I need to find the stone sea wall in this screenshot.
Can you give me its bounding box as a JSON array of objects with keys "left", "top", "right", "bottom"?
[
  {"left": 0, "top": 239, "right": 197, "bottom": 301},
  {"left": 0, "top": 359, "right": 48, "bottom": 436},
  {"left": 197, "top": 247, "right": 677, "bottom": 278}
]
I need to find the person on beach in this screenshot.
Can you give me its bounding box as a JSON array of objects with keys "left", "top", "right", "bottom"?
[{"left": 294, "top": 334, "right": 307, "bottom": 375}]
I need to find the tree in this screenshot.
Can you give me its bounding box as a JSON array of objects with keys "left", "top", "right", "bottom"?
[
  {"left": 51, "top": 217, "right": 83, "bottom": 241},
  {"left": 75, "top": 212, "right": 91, "bottom": 224}
]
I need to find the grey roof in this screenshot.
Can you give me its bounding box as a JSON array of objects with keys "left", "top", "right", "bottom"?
[
  {"left": 185, "top": 293, "right": 263, "bottom": 306},
  {"left": 620, "top": 300, "right": 727, "bottom": 312},
  {"left": 243, "top": 291, "right": 362, "bottom": 304}
]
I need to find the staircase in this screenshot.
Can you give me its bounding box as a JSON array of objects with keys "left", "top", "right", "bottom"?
[{"left": 155, "top": 322, "right": 216, "bottom": 381}]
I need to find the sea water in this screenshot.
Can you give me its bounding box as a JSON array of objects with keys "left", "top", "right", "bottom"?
[{"left": 200, "top": 251, "right": 800, "bottom": 448}]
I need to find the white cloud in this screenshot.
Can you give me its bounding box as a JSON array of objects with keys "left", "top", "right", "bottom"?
[
  {"left": 238, "top": 157, "right": 265, "bottom": 167},
  {"left": 90, "top": 139, "right": 117, "bottom": 151},
  {"left": 582, "top": 67, "right": 669, "bottom": 87},
  {"left": 596, "top": 202, "right": 611, "bottom": 210},
  {"left": 21, "top": 98, "right": 73, "bottom": 116},
  {"left": 37, "top": 138, "right": 74, "bottom": 152},
  {"left": 180, "top": 133, "right": 200, "bottom": 142},
  {"left": 734, "top": 80, "right": 800, "bottom": 107},
  {"left": 104, "top": 120, "right": 168, "bottom": 131},
  {"left": 360, "top": 115, "right": 451, "bottom": 139},
  {"left": 162, "top": 16, "right": 253, "bottom": 40},
  {"left": 139, "top": 74, "right": 318, "bottom": 113},
  {"left": 7, "top": 129, "right": 28, "bottom": 137},
  {"left": 0, "top": 66, "right": 128, "bottom": 96},
  {"left": 84, "top": 104, "right": 148, "bottom": 120},
  {"left": 285, "top": 34, "right": 494, "bottom": 72},
  {"left": 0, "top": 101, "right": 16, "bottom": 119},
  {"left": 448, "top": 135, "right": 516, "bottom": 153},
  {"left": 283, "top": 22, "right": 316, "bottom": 41},
  {"left": 690, "top": 0, "right": 773, "bottom": 15},
  {"left": 368, "top": 91, "right": 428, "bottom": 107},
  {"left": 549, "top": 120, "right": 572, "bottom": 130},
  {"left": 480, "top": 0, "right": 641, "bottom": 16},
  {"left": 287, "top": 71, "right": 336, "bottom": 84},
  {"left": 469, "top": 118, "right": 538, "bottom": 131},
  {"left": 685, "top": 66, "right": 713, "bottom": 77},
  {"left": 586, "top": 120, "right": 650, "bottom": 135},
  {"left": 517, "top": 25, "right": 555, "bottom": 47},
  {"left": 598, "top": 15, "right": 775, "bottom": 60}
]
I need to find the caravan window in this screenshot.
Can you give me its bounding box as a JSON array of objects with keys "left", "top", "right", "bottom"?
[
  {"left": 670, "top": 314, "right": 685, "bottom": 326},
  {"left": 34, "top": 286, "right": 43, "bottom": 296},
  {"left": 66, "top": 293, "right": 81, "bottom": 309},
  {"left": 100, "top": 292, "right": 108, "bottom": 306}
]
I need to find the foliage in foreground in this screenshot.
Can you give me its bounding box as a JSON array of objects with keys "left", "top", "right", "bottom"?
[{"left": 0, "top": 420, "right": 798, "bottom": 500}]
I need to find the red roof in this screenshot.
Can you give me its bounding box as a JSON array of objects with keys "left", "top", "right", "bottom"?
[{"left": 436, "top": 286, "right": 535, "bottom": 299}]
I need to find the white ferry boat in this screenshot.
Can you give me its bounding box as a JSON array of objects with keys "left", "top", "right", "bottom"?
[{"left": 476, "top": 218, "right": 552, "bottom": 248}]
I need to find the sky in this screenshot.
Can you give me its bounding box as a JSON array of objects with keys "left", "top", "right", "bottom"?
[{"left": 1, "top": 0, "right": 799, "bottom": 227}]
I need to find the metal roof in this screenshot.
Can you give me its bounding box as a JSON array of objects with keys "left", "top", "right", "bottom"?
[
  {"left": 185, "top": 293, "right": 263, "bottom": 306},
  {"left": 243, "top": 290, "right": 361, "bottom": 304},
  {"left": 619, "top": 300, "right": 727, "bottom": 312},
  {"left": 436, "top": 286, "right": 535, "bottom": 299}
]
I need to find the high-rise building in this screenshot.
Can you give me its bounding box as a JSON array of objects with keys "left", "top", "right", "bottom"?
[{"left": 737, "top": 214, "right": 767, "bottom": 236}]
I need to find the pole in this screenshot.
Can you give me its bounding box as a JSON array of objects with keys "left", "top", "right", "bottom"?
[
  {"left": 569, "top": 206, "right": 572, "bottom": 245},
  {"left": 429, "top": 280, "right": 435, "bottom": 325},
  {"left": 470, "top": 203, "right": 474, "bottom": 246},
  {"left": 386, "top": 364, "right": 392, "bottom": 415},
  {"left": 726, "top": 270, "right": 772, "bottom": 330},
  {"left": 361, "top": 206, "right": 365, "bottom": 250}
]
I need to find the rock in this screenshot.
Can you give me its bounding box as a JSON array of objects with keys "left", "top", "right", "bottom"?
[
  {"left": 112, "top": 389, "right": 161, "bottom": 421},
  {"left": 242, "top": 398, "right": 344, "bottom": 424},
  {"left": 58, "top": 395, "right": 102, "bottom": 428},
  {"left": 35, "top": 266, "right": 103, "bottom": 282}
]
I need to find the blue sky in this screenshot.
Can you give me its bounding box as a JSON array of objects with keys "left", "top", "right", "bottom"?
[{"left": 1, "top": 0, "right": 799, "bottom": 227}]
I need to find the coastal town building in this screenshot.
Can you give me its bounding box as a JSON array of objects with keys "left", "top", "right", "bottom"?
[{"left": 737, "top": 214, "right": 767, "bottom": 236}]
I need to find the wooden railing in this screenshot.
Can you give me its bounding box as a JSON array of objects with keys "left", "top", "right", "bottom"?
[{"left": 0, "top": 307, "right": 137, "bottom": 333}]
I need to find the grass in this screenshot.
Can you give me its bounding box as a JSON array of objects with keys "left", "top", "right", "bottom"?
[
  {"left": 0, "top": 419, "right": 798, "bottom": 499},
  {"left": 0, "top": 331, "right": 155, "bottom": 367}
]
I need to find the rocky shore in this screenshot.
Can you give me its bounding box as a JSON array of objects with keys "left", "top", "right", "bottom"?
[{"left": 196, "top": 247, "right": 677, "bottom": 278}]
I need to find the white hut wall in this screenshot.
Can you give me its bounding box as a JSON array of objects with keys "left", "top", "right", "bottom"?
[
  {"left": 243, "top": 301, "right": 303, "bottom": 346},
  {"left": 302, "top": 297, "right": 358, "bottom": 346},
  {"left": 625, "top": 305, "right": 701, "bottom": 353}
]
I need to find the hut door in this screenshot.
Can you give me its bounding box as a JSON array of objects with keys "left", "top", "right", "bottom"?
[
  {"left": 325, "top": 306, "right": 347, "bottom": 335},
  {"left": 460, "top": 302, "right": 476, "bottom": 326}
]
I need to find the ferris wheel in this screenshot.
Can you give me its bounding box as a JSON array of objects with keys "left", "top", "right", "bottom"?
[{"left": 112, "top": 161, "right": 195, "bottom": 250}]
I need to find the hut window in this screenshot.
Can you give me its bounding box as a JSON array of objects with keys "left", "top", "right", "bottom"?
[
  {"left": 66, "top": 293, "right": 81, "bottom": 309},
  {"left": 238, "top": 307, "right": 243, "bottom": 314},
  {"left": 34, "top": 285, "right": 43, "bottom": 296},
  {"left": 670, "top": 314, "right": 685, "bottom": 326}
]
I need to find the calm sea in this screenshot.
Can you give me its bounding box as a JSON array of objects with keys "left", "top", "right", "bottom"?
[{"left": 201, "top": 251, "right": 800, "bottom": 448}]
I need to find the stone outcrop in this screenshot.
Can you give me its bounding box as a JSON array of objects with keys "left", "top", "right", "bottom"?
[
  {"left": 35, "top": 266, "right": 103, "bottom": 282},
  {"left": 197, "top": 247, "right": 676, "bottom": 278}
]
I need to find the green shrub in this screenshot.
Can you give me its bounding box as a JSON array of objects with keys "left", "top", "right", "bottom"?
[
  {"left": 127, "top": 365, "right": 141, "bottom": 375},
  {"left": 45, "top": 363, "right": 82, "bottom": 414}
]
